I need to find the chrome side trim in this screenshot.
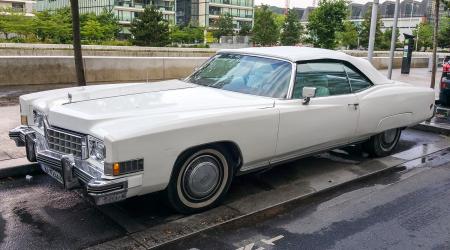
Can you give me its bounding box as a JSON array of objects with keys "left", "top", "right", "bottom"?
[
  {"left": 238, "top": 137, "right": 370, "bottom": 174},
  {"left": 271, "top": 138, "right": 350, "bottom": 165},
  {"left": 239, "top": 160, "right": 269, "bottom": 172},
  {"left": 270, "top": 137, "right": 369, "bottom": 165}
]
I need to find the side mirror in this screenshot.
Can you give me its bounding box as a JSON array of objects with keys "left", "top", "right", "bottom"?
[{"left": 302, "top": 87, "right": 316, "bottom": 105}]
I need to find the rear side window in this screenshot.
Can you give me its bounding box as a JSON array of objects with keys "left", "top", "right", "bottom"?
[
  {"left": 293, "top": 62, "right": 351, "bottom": 99},
  {"left": 344, "top": 65, "right": 372, "bottom": 92}
]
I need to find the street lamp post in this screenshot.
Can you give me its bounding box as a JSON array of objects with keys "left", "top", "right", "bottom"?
[
  {"left": 430, "top": 0, "right": 440, "bottom": 89},
  {"left": 387, "top": 0, "right": 400, "bottom": 79},
  {"left": 368, "top": 0, "right": 379, "bottom": 64}
]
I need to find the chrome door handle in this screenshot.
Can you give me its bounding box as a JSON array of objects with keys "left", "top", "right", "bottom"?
[{"left": 348, "top": 103, "right": 359, "bottom": 110}]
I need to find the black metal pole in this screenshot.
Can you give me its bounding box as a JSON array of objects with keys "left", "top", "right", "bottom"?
[
  {"left": 70, "top": 0, "right": 86, "bottom": 86},
  {"left": 430, "top": 0, "right": 440, "bottom": 89}
]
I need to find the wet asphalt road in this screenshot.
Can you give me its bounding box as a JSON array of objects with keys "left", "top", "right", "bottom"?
[
  {"left": 162, "top": 149, "right": 450, "bottom": 250},
  {"left": 0, "top": 128, "right": 449, "bottom": 250},
  {"left": 0, "top": 175, "right": 125, "bottom": 249}
]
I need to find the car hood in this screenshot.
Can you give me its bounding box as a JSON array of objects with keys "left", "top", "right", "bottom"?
[{"left": 42, "top": 80, "right": 275, "bottom": 137}]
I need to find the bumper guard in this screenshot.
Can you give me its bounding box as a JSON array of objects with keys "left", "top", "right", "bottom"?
[{"left": 9, "top": 126, "right": 129, "bottom": 205}]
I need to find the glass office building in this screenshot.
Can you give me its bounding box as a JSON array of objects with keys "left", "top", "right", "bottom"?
[
  {"left": 174, "top": 0, "right": 254, "bottom": 30},
  {"left": 37, "top": 0, "right": 253, "bottom": 31},
  {"left": 0, "top": 0, "right": 36, "bottom": 16},
  {"left": 36, "top": 0, "right": 176, "bottom": 25}
]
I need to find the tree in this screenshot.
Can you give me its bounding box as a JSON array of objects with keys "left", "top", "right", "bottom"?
[
  {"left": 0, "top": 8, "right": 33, "bottom": 40},
  {"left": 238, "top": 22, "right": 252, "bottom": 36},
  {"left": 359, "top": 6, "right": 383, "bottom": 49},
  {"left": 170, "top": 25, "right": 204, "bottom": 44},
  {"left": 280, "top": 9, "right": 302, "bottom": 46},
  {"left": 438, "top": 16, "right": 450, "bottom": 48},
  {"left": 33, "top": 8, "right": 72, "bottom": 43},
  {"left": 336, "top": 21, "right": 358, "bottom": 49},
  {"left": 81, "top": 12, "right": 120, "bottom": 43},
  {"left": 379, "top": 27, "right": 400, "bottom": 50},
  {"left": 130, "top": 6, "right": 170, "bottom": 46},
  {"left": 213, "top": 13, "right": 234, "bottom": 39},
  {"left": 81, "top": 19, "right": 103, "bottom": 42},
  {"left": 413, "top": 22, "right": 433, "bottom": 50},
  {"left": 1, "top": 6, "right": 120, "bottom": 45},
  {"left": 273, "top": 13, "right": 285, "bottom": 31},
  {"left": 307, "top": 0, "right": 348, "bottom": 49},
  {"left": 92, "top": 11, "right": 121, "bottom": 41},
  {"left": 252, "top": 5, "right": 279, "bottom": 46}
]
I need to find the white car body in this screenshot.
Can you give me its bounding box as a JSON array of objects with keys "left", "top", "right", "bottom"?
[{"left": 10, "top": 47, "right": 435, "bottom": 206}]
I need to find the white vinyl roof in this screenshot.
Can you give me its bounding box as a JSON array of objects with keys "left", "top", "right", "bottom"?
[{"left": 218, "top": 46, "right": 392, "bottom": 85}]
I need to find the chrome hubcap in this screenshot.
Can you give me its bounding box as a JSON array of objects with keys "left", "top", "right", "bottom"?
[
  {"left": 382, "top": 129, "right": 397, "bottom": 145},
  {"left": 184, "top": 155, "right": 221, "bottom": 200}
]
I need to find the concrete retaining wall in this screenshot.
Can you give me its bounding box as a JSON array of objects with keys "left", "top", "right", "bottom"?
[
  {"left": 1, "top": 43, "right": 448, "bottom": 58},
  {"left": 1, "top": 43, "right": 447, "bottom": 86},
  {"left": 0, "top": 43, "right": 217, "bottom": 57},
  {"left": 0, "top": 55, "right": 432, "bottom": 86},
  {"left": 372, "top": 56, "right": 430, "bottom": 69},
  {"left": 0, "top": 56, "right": 208, "bottom": 86}
]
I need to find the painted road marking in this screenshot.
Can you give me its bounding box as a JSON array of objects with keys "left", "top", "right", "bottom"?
[
  {"left": 261, "top": 235, "right": 284, "bottom": 245},
  {"left": 235, "top": 234, "right": 285, "bottom": 250},
  {"left": 236, "top": 243, "right": 264, "bottom": 250}
]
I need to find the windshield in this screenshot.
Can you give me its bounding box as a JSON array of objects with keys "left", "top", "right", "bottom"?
[{"left": 186, "top": 53, "right": 292, "bottom": 98}]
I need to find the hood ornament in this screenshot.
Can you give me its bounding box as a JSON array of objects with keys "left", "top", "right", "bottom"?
[{"left": 68, "top": 93, "right": 72, "bottom": 103}]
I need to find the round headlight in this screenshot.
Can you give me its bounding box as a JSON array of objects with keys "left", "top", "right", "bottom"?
[{"left": 89, "top": 137, "right": 105, "bottom": 163}]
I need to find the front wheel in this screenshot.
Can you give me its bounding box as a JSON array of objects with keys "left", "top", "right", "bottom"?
[
  {"left": 167, "top": 148, "right": 233, "bottom": 214},
  {"left": 364, "top": 128, "right": 402, "bottom": 157}
]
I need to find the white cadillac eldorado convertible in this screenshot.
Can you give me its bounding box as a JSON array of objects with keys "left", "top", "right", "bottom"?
[{"left": 9, "top": 47, "right": 435, "bottom": 213}]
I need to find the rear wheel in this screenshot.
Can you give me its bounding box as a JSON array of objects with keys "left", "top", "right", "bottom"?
[
  {"left": 167, "top": 148, "right": 234, "bottom": 214},
  {"left": 364, "top": 128, "right": 401, "bottom": 157}
]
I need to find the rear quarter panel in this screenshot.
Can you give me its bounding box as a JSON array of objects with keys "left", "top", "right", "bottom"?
[{"left": 356, "top": 82, "right": 434, "bottom": 136}]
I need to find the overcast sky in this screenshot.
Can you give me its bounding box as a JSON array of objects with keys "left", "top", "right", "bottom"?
[{"left": 255, "top": 0, "right": 394, "bottom": 8}]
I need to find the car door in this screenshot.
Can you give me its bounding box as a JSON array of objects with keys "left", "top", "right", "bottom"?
[{"left": 272, "top": 60, "right": 359, "bottom": 164}]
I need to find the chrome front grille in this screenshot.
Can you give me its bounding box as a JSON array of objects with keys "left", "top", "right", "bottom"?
[
  {"left": 46, "top": 127, "right": 86, "bottom": 158},
  {"left": 36, "top": 153, "right": 62, "bottom": 170}
]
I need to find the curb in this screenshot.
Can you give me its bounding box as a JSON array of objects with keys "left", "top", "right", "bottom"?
[
  {"left": 150, "top": 147, "right": 450, "bottom": 249},
  {"left": 151, "top": 167, "right": 401, "bottom": 250},
  {"left": 0, "top": 157, "right": 41, "bottom": 179},
  {"left": 413, "top": 121, "right": 450, "bottom": 136},
  {"left": 88, "top": 137, "right": 450, "bottom": 250}
]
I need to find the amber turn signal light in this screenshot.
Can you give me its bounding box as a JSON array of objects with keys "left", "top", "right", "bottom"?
[
  {"left": 21, "top": 115, "right": 28, "bottom": 125},
  {"left": 105, "top": 159, "right": 144, "bottom": 176},
  {"left": 113, "top": 163, "right": 120, "bottom": 176}
]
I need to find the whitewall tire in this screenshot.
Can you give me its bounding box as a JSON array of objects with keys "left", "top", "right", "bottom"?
[
  {"left": 364, "top": 128, "right": 402, "bottom": 157},
  {"left": 167, "top": 147, "right": 234, "bottom": 214}
]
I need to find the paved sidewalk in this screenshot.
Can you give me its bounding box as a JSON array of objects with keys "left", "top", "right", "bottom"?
[
  {"left": 0, "top": 67, "right": 444, "bottom": 175},
  {"left": 0, "top": 105, "right": 25, "bottom": 160},
  {"left": 0, "top": 105, "right": 30, "bottom": 177}
]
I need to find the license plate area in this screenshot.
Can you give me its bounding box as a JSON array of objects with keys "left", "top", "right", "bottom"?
[
  {"left": 40, "top": 164, "right": 64, "bottom": 185},
  {"left": 94, "top": 191, "right": 127, "bottom": 205}
]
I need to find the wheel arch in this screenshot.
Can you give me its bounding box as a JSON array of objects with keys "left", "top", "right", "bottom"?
[{"left": 170, "top": 140, "right": 243, "bottom": 181}]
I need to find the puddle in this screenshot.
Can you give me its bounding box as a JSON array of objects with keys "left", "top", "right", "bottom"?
[{"left": 398, "top": 148, "right": 450, "bottom": 170}]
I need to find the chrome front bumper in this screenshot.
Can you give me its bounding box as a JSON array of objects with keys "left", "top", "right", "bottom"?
[{"left": 9, "top": 126, "right": 128, "bottom": 205}]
